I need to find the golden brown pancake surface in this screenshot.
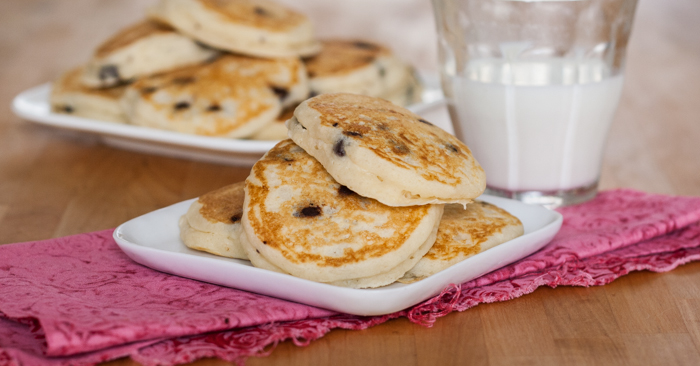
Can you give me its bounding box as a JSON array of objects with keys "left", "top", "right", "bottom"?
[
  {"left": 197, "top": 181, "right": 246, "bottom": 224},
  {"left": 304, "top": 93, "right": 479, "bottom": 186},
  {"left": 125, "top": 54, "right": 305, "bottom": 136},
  {"left": 52, "top": 67, "right": 126, "bottom": 100},
  {"left": 244, "top": 139, "right": 433, "bottom": 268},
  {"left": 199, "top": 0, "right": 308, "bottom": 32},
  {"left": 94, "top": 20, "right": 173, "bottom": 58},
  {"left": 426, "top": 202, "right": 522, "bottom": 261},
  {"left": 304, "top": 40, "right": 390, "bottom": 78},
  {"left": 50, "top": 66, "right": 128, "bottom": 123}
]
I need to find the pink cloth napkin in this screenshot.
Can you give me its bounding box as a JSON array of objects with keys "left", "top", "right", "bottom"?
[{"left": 2, "top": 189, "right": 700, "bottom": 366}]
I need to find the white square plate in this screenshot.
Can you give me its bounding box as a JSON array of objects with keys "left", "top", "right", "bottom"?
[
  {"left": 113, "top": 195, "right": 562, "bottom": 316},
  {"left": 11, "top": 76, "right": 447, "bottom": 166}
]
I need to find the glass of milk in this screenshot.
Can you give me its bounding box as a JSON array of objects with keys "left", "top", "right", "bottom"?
[{"left": 432, "top": 0, "right": 638, "bottom": 208}]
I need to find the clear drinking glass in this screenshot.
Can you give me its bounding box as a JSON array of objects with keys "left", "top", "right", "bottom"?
[{"left": 432, "top": 0, "right": 638, "bottom": 208}]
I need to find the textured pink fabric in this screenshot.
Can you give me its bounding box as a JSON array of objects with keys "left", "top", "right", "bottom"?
[
  {"left": 1, "top": 189, "right": 700, "bottom": 366},
  {"left": 0, "top": 232, "right": 335, "bottom": 356}
]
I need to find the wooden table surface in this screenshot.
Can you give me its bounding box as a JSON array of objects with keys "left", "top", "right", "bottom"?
[{"left": 1, "top": 0, "right": 699, "bottom": 365}]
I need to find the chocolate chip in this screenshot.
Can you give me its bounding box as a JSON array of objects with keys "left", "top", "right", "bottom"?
[
  {"left": 174, "top": 101, "right": 190, "bottom": 110},
  {"left": 141, "top": 86, "right": 158, "bottom": 94},
  {"left": 338, "top": 185, "right": 354, "bottom": 196},
  {"left": 299, "top": 206, "right": 322, "bottom": 217},
  {"left": 230, "top": 214, "right": 240, "bottom": 223},
  {"left": 393, "top": 145, "right": 410, "bottom": 155},
  {"left": 333, "top": 139, "right": 346, "bottom": 157},
  {"left": 207, "top": 104, "right": 221, "bottom": 112},
  {"left": 98, "top": 65, "right": 120, "bottom": 82},
  {"left": 353, "top": 41, "right": 378, "bottom": 50},
  {"left": 418, "top": 119, "right": 433, "bottom": 126},
  {"left": 343, "top": 131, "right": 362, "bottom": 137},
  {"left": 61, "top": 105, "right": 74, "bottom": 113},
  {"left": 194, "top": 40, "right": 215, "bottom": 50},
  {"left": 256, "top": 249, "right": 260, "bottom": 253},
  {"left": 391, "top": 140, "right": 410, "bottom": 155},
  {"left": 172, "top": 77, "right": 195, "bottom": 85},
  {"left": 254, "top": 6, "right": 268, "bottom": 16},
  {"left": 270, "top": 86, "right": 289, "bottom": 101},
  {"left": 445, "top": 143, "right": 460, "bottom": 153},
  {"left": 263, "top": 241, "right": 268, "bottom": 245}
]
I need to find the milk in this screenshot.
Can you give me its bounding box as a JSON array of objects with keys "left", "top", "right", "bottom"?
[{"left": 444, "top": 58, "right": 624, "bottom": 192}]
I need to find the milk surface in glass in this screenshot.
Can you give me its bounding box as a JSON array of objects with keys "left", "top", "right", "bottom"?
[{"left": 447, "top": 58, "right": 624, "bottom": 192}]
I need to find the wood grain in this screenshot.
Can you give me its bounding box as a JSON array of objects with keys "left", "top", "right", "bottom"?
[{"left": 1, "top": 0, "right": 699, "bottom": 365}]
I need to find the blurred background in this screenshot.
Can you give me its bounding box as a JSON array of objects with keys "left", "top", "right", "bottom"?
[
  {"left": 0, "top": 0, "right": 698, "bottom": 195},
  {"left": 0, "top": 0, "right": 439, "bottom": 79}
]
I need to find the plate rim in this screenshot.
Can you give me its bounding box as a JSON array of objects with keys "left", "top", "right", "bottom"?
[
  {"left": 11, "top": 76, "right": 445, "bottom": 157},
  {"left": 11, "top": 83, "right": 279, "bottom": 154},
  {"left": 112, "top": 195, "right": 562, "bottom": 316}
]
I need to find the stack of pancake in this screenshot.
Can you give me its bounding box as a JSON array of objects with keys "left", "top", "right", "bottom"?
[
  {"left": 49, "top": 0, "right": 422, "bottom": 140},
  {"left": 180, "top": 93, "right": 524, "bottom": 288}
]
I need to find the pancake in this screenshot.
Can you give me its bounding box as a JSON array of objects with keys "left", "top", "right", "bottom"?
[
  {"left": 399, "top": 201, "right": 524, "bottom": 283},
  {"left": 50, "top": 67, "right": 128, "bottom": 123},
  {"left": 81, "top": 20, "right": 217, "bottom": 88},
  {"left": 248, "top": 104, "right": 295, "bottom": 140},
  {"left": 304, "top": 39, "right": 421, "bottom": 106},
  {"left": 382, "top": 67, "right": 423, "bottom": 107},
  {"left": 240, "top": 139, "right": 444, "bottom": 288},
  {"left": 179, "top": 182, "right": 248, "bottom": 259},
  {"left": 149, "top": 0, "right": 321, "bottom": 58},
  {"left": 288, "top": 93, "right": 486, "bottom": 207},
  {"left": 121, "top": 54, "right": 308, "bottom": 137}
]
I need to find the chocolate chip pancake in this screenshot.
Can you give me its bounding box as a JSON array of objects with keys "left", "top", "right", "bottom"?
[
  {"left": 240, "top": 139, "right": 444, "bottom": 288},
  {"left": 288, "top": 93, "right": 486, "bottom": 207},
  {"left": 50, "top": 67, "right": 128, "bottom": 123},
  {"left": 304, "top": 39, "right": 421, "bottom": 106},
  {"left": 249, "top": 104, "right": 296, "bottom": 141},
  {"left": 81, "top": 20, "right": 217, "bottom": 88},
  {"left": 149, "top": 0, "right": 321, "bottom": 58},
  {"left": 399, "top": 201, "right": 524, "bottom": 283},
  {"left": 121, "top": 54, "right": 308, "bottom": 137},
  {"left": 179, "top": 182, "right": 248, "bottom": 259},
  {"left": 382, "top": 66, "right": 423, "bottom": 107}
]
